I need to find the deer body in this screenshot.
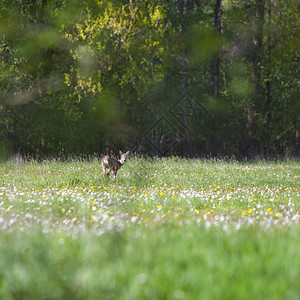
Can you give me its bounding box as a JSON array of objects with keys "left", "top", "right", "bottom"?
[{"left": 101, "top": 151, "right": 129, "bottom": 180}]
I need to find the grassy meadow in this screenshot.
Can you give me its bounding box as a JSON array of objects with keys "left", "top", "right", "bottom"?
[{"left": 0, "top": 157, "right": 299, "bottom": 299}]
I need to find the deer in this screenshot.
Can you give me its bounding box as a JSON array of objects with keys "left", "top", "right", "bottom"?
[{"left": 101, "top": 151, "right": 129, "bottom": 180}]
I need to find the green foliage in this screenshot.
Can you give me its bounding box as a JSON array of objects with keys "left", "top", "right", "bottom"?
[{"left": 0, "top": 0, "right": 299, "bottom": 157}]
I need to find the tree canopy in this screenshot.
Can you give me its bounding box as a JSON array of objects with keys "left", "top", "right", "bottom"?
[{"left": 0, "top": 0, "right": 299, "bottom": 159}]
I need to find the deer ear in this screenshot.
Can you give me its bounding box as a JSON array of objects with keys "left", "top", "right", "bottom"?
[
  {"left": 125, "top": 151, "right": 129, "bottom": 155},
  {"left": 119, "top": 150, "right": 123, "bottom": 155}
]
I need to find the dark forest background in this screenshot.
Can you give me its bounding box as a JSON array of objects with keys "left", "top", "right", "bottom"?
[{"left": 0, "top": 0, "right": 299, "bottom": 159}]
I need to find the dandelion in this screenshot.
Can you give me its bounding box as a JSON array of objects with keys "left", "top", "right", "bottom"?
[
  {"left": 160, "top": 192, "right": 164, "bottom": 196},
  {"left": 140, "top": 203, "right": 143, "bottom": 207},
  {"left": 248, "top": 208, "right": 253, "bottom": 213}
]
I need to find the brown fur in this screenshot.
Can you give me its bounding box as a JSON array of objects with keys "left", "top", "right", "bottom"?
[{"left": 101, "top": 150, "right": 129, "bottom": 180}]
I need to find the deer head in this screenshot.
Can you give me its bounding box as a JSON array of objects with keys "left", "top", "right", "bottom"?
[{"left": 119, "top": 150, "right": 129, "bottom": 164}]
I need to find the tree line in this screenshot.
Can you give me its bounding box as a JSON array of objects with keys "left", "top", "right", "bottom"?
[{"left": 0, "top": 0, "right": 299, "bottom": 159}]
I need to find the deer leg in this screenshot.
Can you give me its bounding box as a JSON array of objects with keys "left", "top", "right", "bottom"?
[
  {"left": 102, "top": 165, "right": 110, "bottom": 177},
  {"left": 110, "top": 169, "right": 116, "bottom": 180},
  {"left": 102, "top": 165, "right": 107, "bottom": 177},
  {"left": 106, "top": 168, "right": 113, "bottom": 177}
]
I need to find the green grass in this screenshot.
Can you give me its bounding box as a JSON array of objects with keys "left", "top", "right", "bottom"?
[{"left": 0, "top": 158, "right": 299, "bottom": 299}]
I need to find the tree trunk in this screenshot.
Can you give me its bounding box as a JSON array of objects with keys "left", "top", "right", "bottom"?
[
  {"left": 265, "top": 0, "right": 272, "bottom": 157},
  {"left": 210, "top": 0, "right": 222, "bottom": 157},
  {"left": 246, "top": 0, "right": 265, "bottom": 159},
  {"left": 294, "top": 119, "right": 300, "bottom": 157},
  {"left": 179, "top": 0, "right": 193, "bottom": 158}
]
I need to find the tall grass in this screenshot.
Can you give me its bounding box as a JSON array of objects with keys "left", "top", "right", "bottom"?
[{"left": 0, "top": 158, "right": 299, "bottom": 299}]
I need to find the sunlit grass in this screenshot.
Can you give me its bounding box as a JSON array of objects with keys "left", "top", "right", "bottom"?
[{"left": 0, "top": 158, "right": 299, "bottom": 299}]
